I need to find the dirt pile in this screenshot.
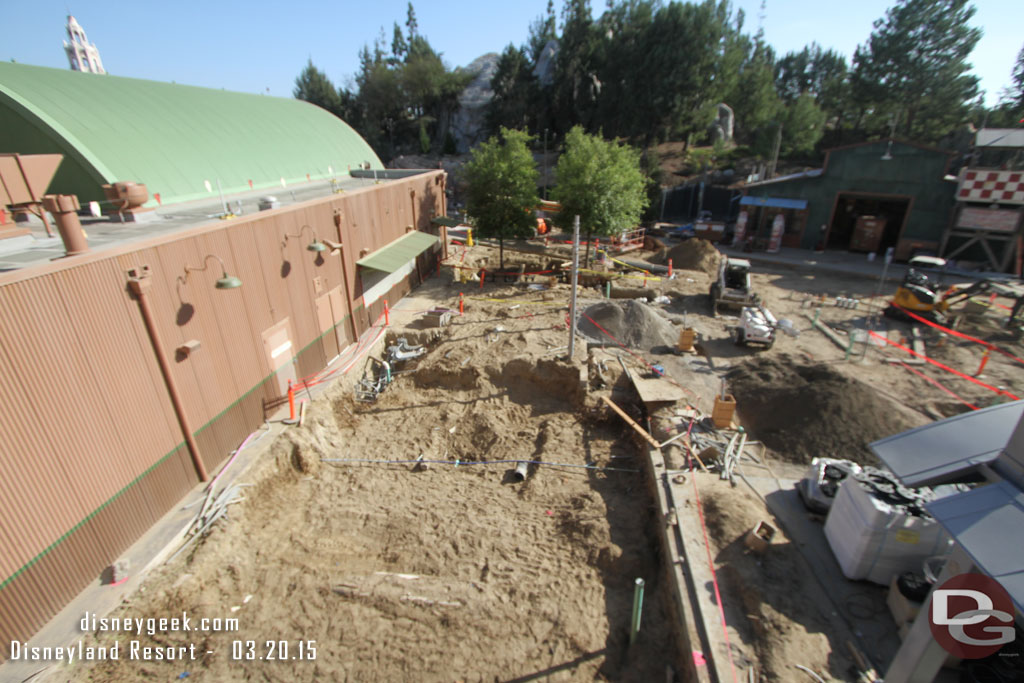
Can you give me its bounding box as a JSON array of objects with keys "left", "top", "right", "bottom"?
[
  {"left": 578, "top": 300, "right": 677, "bottom": 349},
  {"left": 726, "top": 355, "right": 928, "bottom": 464},
  {"left": 652, "top": 238, "right": 721, "bottom": 276}
]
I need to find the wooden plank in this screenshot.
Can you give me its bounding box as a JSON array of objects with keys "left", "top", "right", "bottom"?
[
  {"left": 646, "top": 448, "right": 714, "bottom": 683},
  {"left": 668, "top": 473, "right": 737, "bottom": 679},
  {"left": 632, "top": 376, "right": 686, "bottom": 405},
  {"left": 601, "top": 395, "right": 661, "bottom": 449},
  {"left": 911, "top": 326, "right": 927, "bottom": 359},
  {"left": 802, "top": 312, "right": 849, "bottom": 350}
]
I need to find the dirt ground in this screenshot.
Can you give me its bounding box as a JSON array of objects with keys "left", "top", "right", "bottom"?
[
  {"left": 69, "top": 236, "right": 1024, "bottom": 682},
  {"left": 72, "top": 277, "right": 680, "bottom": 682}
]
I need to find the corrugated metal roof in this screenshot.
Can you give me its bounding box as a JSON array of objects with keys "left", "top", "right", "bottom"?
[
  {"left": 0, "top": 62, "right": 381, "bottom": 207},
  {"left": 927, "top": 480, "right": 1024, "bottom": 614},
  {"left": 742, "top": 168, "right": 823, "bottom": 188},
  {"left": 869, "top": 401, "right": 1024, "bottom": 487},
  {"left": 357, "top": 231, "right": 438, "bottom": 273}
]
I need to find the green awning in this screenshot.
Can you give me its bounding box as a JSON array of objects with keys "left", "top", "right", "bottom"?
[{"left": 357, "top": 230, "right": 439, "bottom": 273}]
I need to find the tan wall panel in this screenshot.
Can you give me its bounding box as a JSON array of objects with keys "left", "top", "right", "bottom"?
[{"left": 0, "top": 170, "right": 445, "bottom": 658}]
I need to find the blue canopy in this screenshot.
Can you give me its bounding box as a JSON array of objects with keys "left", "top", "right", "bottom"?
[{"left": 740, "top": 196, "right": 808, "bottom": 210}]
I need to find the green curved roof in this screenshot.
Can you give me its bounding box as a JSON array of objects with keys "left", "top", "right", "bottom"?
[{"left": 0, "top": 62, "right": 381, "bottom": 207}]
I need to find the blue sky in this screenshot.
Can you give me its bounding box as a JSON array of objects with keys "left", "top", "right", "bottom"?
[{"left": 2, "top": 1, "right": 1020, "bottom": 106}]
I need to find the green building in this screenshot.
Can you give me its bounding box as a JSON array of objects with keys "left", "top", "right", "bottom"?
[
  {"left": 740, "top": 140, "right": 957, "bottom": 260},
  {"left": 0, "top": 62, "right": 381, "bottom": 208}
]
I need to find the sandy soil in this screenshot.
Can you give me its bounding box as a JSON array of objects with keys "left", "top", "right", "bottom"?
[
  {"left": 72, "top": 283, "right": 679, "bottom": 683},
  {"left": 68, "top": 236, "right": 1024, "bottom": 682}
]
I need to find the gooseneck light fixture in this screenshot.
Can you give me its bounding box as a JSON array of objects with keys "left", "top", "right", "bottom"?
[
  {"left": 183, "top": 254, "right": 243, "bottom": 289},
  {"left": 284, "top": 224, "right": 326, "bottom": 253}
]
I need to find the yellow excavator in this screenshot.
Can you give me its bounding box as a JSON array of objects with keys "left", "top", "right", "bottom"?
[{"left": 886, "top": 268, "right": 991, "bottom": 323}]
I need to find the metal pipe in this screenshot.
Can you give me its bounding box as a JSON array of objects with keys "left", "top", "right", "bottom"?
[
  {"left": 41, "top": 194, "right": 88, "bottom": 256},
  {"left": 512, "top": 460, "right": 530, "bottom": 482},
  {"left": 333, "top": 210, "right": 361, "bottom": 344},
  {"left": 630, "top": 577, "right": 645, "bottom": 645},
  {"left": 320, "top": 458, "right": 639, "bottom": 473},
  {"left": 129, "top": 274, "right": 209, "bottom": 482},
  {"left": 568, "top": 216, "right": 580, "bottom": 360}
]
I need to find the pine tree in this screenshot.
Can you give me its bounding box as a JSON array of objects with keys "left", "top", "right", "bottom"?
[
  {"left": 293, "top": 59, "right": 343, "bottom": 116},
  {"left": 851, "top": 0, "right": 981, "bottom": 142},
  {"left": 486, "top": 45, "right": 538, "bottom": 136}
]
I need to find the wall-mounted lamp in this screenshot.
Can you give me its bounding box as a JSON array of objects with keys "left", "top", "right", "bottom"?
[
  {"left": 284, "top": 224, "right": 326, "bottom": 253},
  {"left": 183, "top": 254, "right": 243, "bottom": 289},
  {"left": 881, "top": 139, "right": 894, "bottom": 161}
]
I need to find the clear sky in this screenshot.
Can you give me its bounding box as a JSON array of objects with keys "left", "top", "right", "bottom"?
[{"left": 1, "top": 1, "right": 1020, "bottom": 106}]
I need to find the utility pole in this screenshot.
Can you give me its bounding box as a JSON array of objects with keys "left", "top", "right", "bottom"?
[
  {"left": 862, "top": 246, "right": 894, "bottom": 361},
  {"left": 769, "top": 122, "right": 783, "bottom": 178},
  {"left": 543, "top": 128, "right": 549, "bottom": 200},
  {"left": 567, "top": 215, "right": 580, "bottom": 361}
]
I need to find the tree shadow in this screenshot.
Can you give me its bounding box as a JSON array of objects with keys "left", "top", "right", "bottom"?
[{"left": 578, "top": 410, "right": 682, "bottom": 681}]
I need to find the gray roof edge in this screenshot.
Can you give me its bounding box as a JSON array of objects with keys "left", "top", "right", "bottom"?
[
  {"left": 870, "top": 401, "right": 1024, "bottom": 487},
  {"left": 870, "top": 400, "right": 1024, "bottom": 452}
]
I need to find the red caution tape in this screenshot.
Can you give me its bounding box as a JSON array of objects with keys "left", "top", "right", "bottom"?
[
  {"left": 891, "top": 303, "right": 1024, "bottom": 367},
  {"left": 894, "top": 360, "right": 979, "bottom": 411},
  {"left": 869, "top": 330, "right": 1019, "bottom": 400}
]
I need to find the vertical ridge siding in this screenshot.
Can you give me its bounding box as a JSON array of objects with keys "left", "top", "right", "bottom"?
[{"left": 0, "top": 171, "right": 444, "bottom": 660}]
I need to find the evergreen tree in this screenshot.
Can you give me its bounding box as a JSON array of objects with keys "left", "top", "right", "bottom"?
[
  {"left": 486, "top": 45, "right": 538, "bottom": 136},
  {"left": 293, "top": 59, "right": 343, "bottom": 116},
  {"left": 851, "top": 0, "right": 981, "bottom": 142},
  {"left": 528, "top": 0, "right": 558, "bottom": 63},
  {"left": 774, "top": 43, "right": 849, "bottom": 126},
  {"left": 462, "top": 128, "right": 540, "bottom": 269},
  {"left": 780, "top": 94, "right": 827, "bottom": 156},
  {"left": 1013, "top": 45, "right": 1024, "bottom": 109},
  {"left": 552, "top": 0, "right": 600, "bottom": 133}
]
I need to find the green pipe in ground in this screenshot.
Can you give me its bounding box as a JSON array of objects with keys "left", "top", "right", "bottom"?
[{"left": 630, "top": 577, "right": 645, "bottom": 645}]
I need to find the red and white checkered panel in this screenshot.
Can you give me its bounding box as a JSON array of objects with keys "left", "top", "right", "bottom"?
[{"left": 957, "top": 170, "right": 1024, "bottom": 205}]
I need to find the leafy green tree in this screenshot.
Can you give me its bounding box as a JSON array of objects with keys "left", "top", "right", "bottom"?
[
  {"left": 293, "top": 59, "right": 343, "bottom": 115},
  {"left": 462, "top": 128, "right": 540, "bottom": 269},
  {"left": 552, "top": 126, "right": 649, "bottom": 264},
  {"left": 851, "top": 0, "right": 981, "bottom": 142}
]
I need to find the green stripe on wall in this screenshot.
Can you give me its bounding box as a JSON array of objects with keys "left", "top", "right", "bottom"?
[{"left": 1, "top": 298, "right": 380, "bottom": 592}]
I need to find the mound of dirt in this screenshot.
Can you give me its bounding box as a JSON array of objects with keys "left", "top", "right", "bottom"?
[
  {"left": 652, "top": 238, "right": 721, "bottom": 276},
  {"left": 578, "top": 300, "right": 677, "bottom": 349},
  {"left": 727, "top": 355, "right": 928, "bottom": 465}
]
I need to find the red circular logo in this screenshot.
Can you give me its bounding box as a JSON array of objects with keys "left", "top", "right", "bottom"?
[{"left": 928, "top": 573, "right": 1015, "bottom": 659}]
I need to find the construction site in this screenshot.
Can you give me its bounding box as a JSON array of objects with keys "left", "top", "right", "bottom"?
[
  {"left": 12, "top": 229, "right": 1014, "bottom": 683},
  {"left": 3, "top": 56, "right": 1024, "bottom": 683}
]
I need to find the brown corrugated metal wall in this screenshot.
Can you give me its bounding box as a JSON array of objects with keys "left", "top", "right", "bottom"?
[{"left": 0, "top": 171, "right": 445, "bottom": 658}]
